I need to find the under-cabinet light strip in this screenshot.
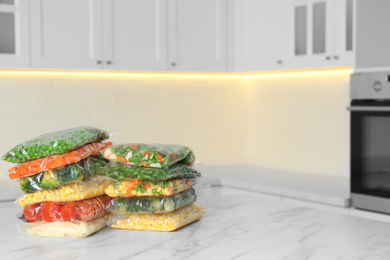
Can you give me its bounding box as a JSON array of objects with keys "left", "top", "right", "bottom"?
[{"left": 0, "top": 68, "right": 353, "bottom": 80}]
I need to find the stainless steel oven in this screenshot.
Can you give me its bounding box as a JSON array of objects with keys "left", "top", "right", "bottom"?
[{"left": 349, "top": 72, "right": 390, "bottom": 214}]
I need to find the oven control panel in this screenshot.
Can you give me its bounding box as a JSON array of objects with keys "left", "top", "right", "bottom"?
[{"left": 351, "top": 72, "right": 390, "bottom": 99}]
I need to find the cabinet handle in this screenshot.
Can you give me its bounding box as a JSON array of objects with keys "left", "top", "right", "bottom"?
[
  {"left": 97, "top": 60, "right": 102, "bottom": 64},
  {"left": 325, "top": 56, "right": 331, "bottom": 60},
  {"left": 171, "top": 62, "right": 176, "bottom": 67},
  {"left": 107, "top": 61, "right": 112, "bottom": 65},
  {"left": 333, "top": 55, "right": 339, "bottom": 60},
  {"left": 277, "top": 60, "right": 283, "bottom": 65}
]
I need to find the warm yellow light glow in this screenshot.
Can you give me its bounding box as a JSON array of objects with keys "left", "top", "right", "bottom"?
[{"left": 0, "top": 67, "right": 353, "bottom": 80}]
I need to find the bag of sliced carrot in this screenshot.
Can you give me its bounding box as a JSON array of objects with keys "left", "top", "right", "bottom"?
[{"left": 8, "top": 142, "right": 112, "bottom": 180}]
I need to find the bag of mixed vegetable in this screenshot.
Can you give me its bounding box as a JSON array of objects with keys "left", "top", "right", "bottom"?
[
  {"left": 102, "top": 143, "right": 198, "bottom": 168},
  {"left": 105, "top": 178, "right": 196, "bottom": 198}
]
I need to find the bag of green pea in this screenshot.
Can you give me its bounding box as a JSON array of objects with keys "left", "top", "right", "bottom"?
[
  {"left": 3, "top": 126, "right": 111, "bottom": 163},
  {"left": 105, "top": 162, "right": 201, "bottom": 181},
  {"left": 102, "top": 143, "right": 198, "bottom": 168}
]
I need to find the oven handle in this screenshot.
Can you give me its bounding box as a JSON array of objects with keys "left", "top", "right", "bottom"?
[{"left": 347, "top": 106, "right": 390, "bottom": 112}]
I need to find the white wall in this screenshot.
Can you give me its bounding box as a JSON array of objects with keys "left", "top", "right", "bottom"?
[{"left": 247, "top": 71, "right": 351, "bottom": 178}]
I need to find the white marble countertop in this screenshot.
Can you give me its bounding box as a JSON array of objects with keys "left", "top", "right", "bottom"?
[{"left": 1, "top": 186, "right": 390, "bottom": 260}]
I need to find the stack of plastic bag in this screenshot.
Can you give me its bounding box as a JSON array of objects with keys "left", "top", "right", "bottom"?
[
  {"left": 2, "top": 126, "right": 114, "bottom": 237},
  {"left": 102, "top": 144, "right": 205, "bottom": 232}
]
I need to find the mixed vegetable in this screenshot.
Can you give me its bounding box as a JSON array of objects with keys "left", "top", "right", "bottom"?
[
  {"left": 105, "top": 162, "right": 200, "bottom": 181},
  {"left": 102, "top": 143, "right": 197, "bottom": 168},
  {"left": 19, "top": 156, "right": 109, "bottom": 193},
  {"left": 110, "top": 188, "right": 197, "bottom": 214},
  {"left": 19, "top": 195, "right": 111, "bottom": 222},
  {"left": 3, "top": 126, "right": 109, "bottom": 163},
  {"left": 8, "top": 141, "right": 112, "bottom": 179},
  {"left": 105, "top": 178, "right": 195, "bottom": 197}
]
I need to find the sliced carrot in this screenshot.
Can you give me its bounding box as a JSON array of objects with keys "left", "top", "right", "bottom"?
[
  {"left": 157, "top": 155, "right": 165, "bottom": 162},
  {"left": 140, "top": 161, "right": 151, "bottom": 168},
  {"left": 126, "top": 187, "right": 134, "bottom": 196},
  {"left": 116, "top": 156, "right": 128, "bottom": 163}
]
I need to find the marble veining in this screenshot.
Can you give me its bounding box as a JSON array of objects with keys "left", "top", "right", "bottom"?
[{"left": 1, "top": 187, "right": 390, "bottom": 260}]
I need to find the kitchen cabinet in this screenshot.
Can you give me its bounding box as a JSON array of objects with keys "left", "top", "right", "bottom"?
[
  {"left": 30, "top": 0, "right": 167, "bottom": 71},
  {"left": 0, "top": 0, "right": 30, "bottom": 68},
  {"left": 355, "top": 0, "right": 390, "bottom": 70},
  {"left": 291, "top": 0, "right": 354, "bottom": 69},
  {"left": 234, "top": 0, "right": 292, "bottom": 71},
  {"left": 167, "top": 0, "right": 227, "bottom": 72}
]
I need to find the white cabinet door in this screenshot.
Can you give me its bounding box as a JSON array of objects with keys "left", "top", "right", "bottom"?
[
  {"left": 291, "top": 0, "right": 354, "bottom": 69},
  {"left": 235, "top": 0, "right": 292, "bottom": 71},
  {"left": 331, "top": 0, "right": 354, "bottom": 66},
  {"left": 102, "top": 0, "right": 167, "bottom": 71},
  {"left": 291, "top": 0, "right": 334, "bottom": 68},
  {"left": 30, "top": 0, "right": 102, "bottom": 69},
  {"left": 0, "top": 0, "right": 30, "bottom": 68},
  {"left": 168, "top": 0, "right": 227, "bottom": 72}
]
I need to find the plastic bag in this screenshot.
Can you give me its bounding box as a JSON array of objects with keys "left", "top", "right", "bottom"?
[
  {"left": 105, "top": 178, "right": 195, "bottom": 198},
  {"left": 102, "top": 143, "right": 197, "bottom": 168},
  {"left": 3, "top": 126, "right": 110, "bottom": 163},
  {"left": 8, "top": 141, "right": 112, "bottom": 179},
  {"left": 105, "top": 162, "right": 200, "bottom": 181},
  {"left": 18, "top": 215, "right": 108, "bottom": 237},
  {"left": 19, "top": 156, "right": 109, "bottom": 193},
  {"left": 107, "top": 202, "right": 205, "bottom": 232},
  {"left": 18, "top": 195, "right": 111, "bottom": 222},
  {"left": 108, "top": 188, "right": 197, "bottom": 214},
  {"left": 17, "top": 176, "right": 114, "bottom": 206}
]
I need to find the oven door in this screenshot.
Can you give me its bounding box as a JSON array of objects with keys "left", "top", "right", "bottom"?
[{"left": 349, "top": 100, "right": 390, "bottom": 213}]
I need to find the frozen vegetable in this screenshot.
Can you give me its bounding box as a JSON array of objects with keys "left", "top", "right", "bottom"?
[
  {"left": 3, "top": 126, "right": 110, "bottom": 163},
  {"left": 110, "top": 188, "right": 197, "bottom": 214},
  {"left": 19, "top": 215, "right": 108, "bottom": 237},
  {"left": 19, "top": 156, "right": 109, "bottom": 193},
  {"left": 105, "top": 162, "right": 200, "bottom": 181},
  {"left": 17, "top": 176, "right": 114, "bottom": 206},
  {"left": 105, "top": 178, "right": 195, "bottom": 198},
  {"left": 107, "top": 202, "right": 205, "bottom": 231},
  {"left": 8, "top": 141, "right": 112, "bottom": 179},
  {"left": 19, "top": 195, "right": 111, "bottom": 222},
  {"left": 102, "top": 143, "right": 197, "bottom": 168}
]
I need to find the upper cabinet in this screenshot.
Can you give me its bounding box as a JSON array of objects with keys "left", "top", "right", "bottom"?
[
  {"left": 102, "top": 0, "right": 167, "bottom": 71},
  {"left": 167, "top": 0, "right": 227, "bottom": 72},
  {"left": 2, "top": 0, "right": 356, "bottom": 72},
  {"left": 30, "top": 0, "right": 167, "bottom": 70},
  {"left": 0, "top": 0, "right": 29, "bottom": 68},
  {"left": 235, "top": 0, "right": 293, "bottom": 71},
  {"left": 291, "top": 0, "right": 354, "bottom": 69},
  {"left": 355, "top": 0, "right": 390, "bottom": 70}
]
